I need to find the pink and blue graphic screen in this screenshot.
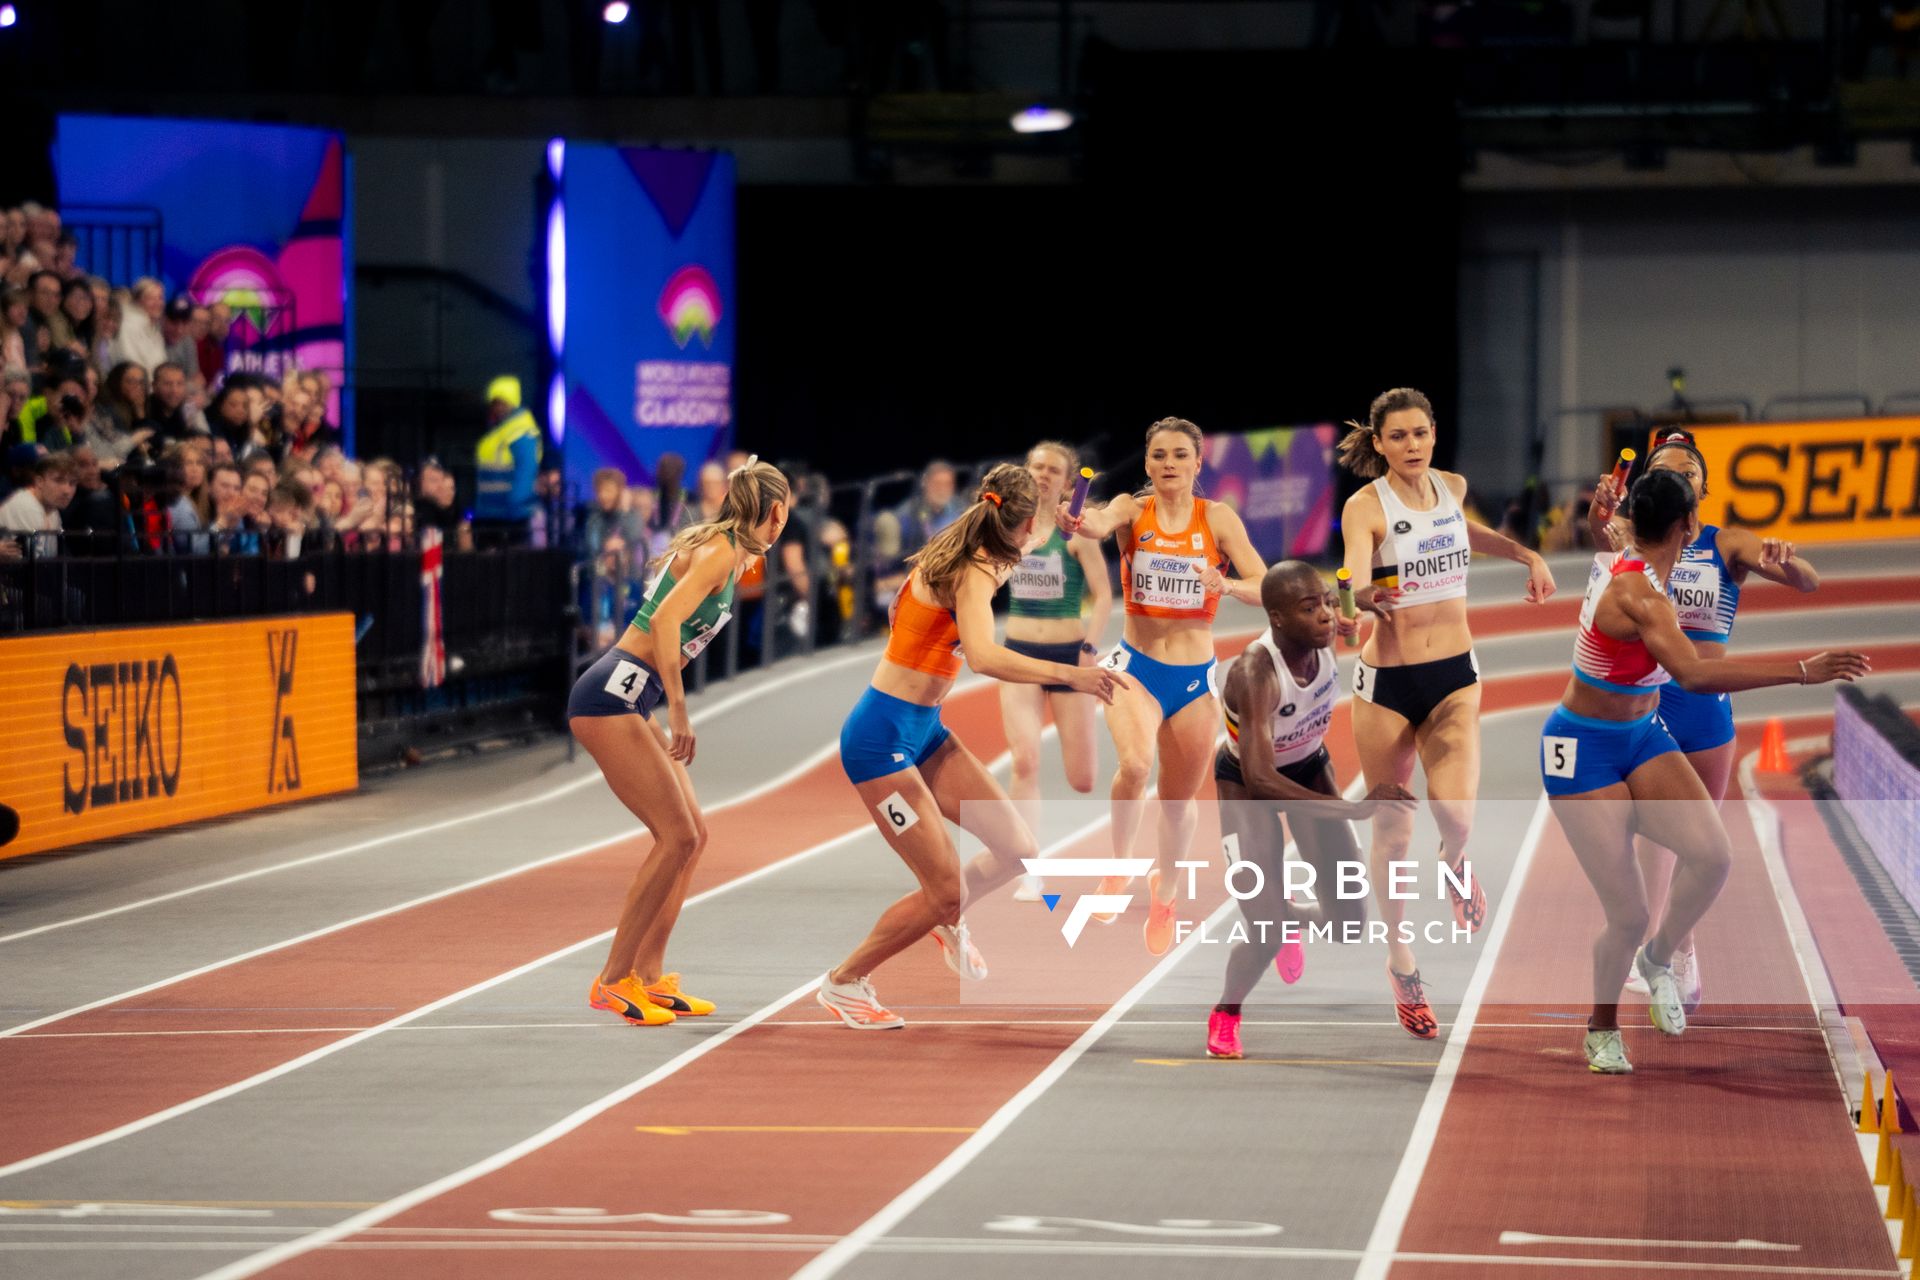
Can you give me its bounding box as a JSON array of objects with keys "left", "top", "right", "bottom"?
[
  {"left": 1198, "top": 425, "right": 1339, "bottom": 560},
  {"left": 53, "top": 115, "right": 349, "bottom": 440},
  {"left": 555, "top": 145, "right": 734, "bottom": 491}
]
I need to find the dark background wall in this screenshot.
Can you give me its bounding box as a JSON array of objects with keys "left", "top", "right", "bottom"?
[{"left": 735, "top": 49, "right": 1460, "bottom": 477}]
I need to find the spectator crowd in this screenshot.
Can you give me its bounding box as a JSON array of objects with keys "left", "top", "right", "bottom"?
[
  {"left": 0, "top": 202, "right": 975, "bottom": 660},
  {"left": 0, "top": 201, "right": 392, "bottom": 564}
]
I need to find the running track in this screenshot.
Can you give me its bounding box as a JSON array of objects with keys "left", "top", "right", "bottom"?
[{"left": 2, "top": 550, "right": 1914, "bottom": 1280}]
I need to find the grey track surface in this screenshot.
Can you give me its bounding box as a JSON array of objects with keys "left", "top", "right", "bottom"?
[{"left": 1, "top": 541, "right": 1912, "bottom": 1279}]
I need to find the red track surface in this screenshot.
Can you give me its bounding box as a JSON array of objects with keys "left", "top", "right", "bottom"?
[
  {"left": 0, "top": 680, "right": 1021, "bottom": 1166},
  {"left": 1761, "top": 724, "right": 1920, "bottom": 1136},
  {"left": 13, "top": 590, "right": 1913, "bottom": 1275},
  {"left": 252, "top": 651, "right": 1920, "bottom": 1278},
  {"left": 0, "top": 588, "right": 1604, "bottom": 1166},
  {"left": 1387, "top": 715, "right": 1901, "bottom": 1279}
]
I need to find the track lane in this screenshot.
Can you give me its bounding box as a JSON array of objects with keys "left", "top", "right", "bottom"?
[
  {"left": 1383, "top": 713, "right": 1901, "bottom": 1279},
  {"left": 0, "top": 677, "right": 1026, "bottom": 1173}
]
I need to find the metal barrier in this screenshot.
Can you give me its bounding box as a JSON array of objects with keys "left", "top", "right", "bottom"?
[
  {"left": 62, "top": 205, "right": 163, "bottom": 286},
  {"left": 1763, "top": 392, "right": 1873, "bottom": 420}
]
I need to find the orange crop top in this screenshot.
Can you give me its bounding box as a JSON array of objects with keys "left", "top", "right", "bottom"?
[
  {"left": 883, "top": 579, "right": 965, "bottom": 679},
  {"left": 1120, "top": 496, "right": 1226, "bottom": 622}
]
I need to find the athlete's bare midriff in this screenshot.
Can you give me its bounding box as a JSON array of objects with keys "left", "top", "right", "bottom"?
[
  {"left": 1005, "top": 614, "right": 1088, "bottom": 645},
  {"left": 1122, "top": 611, "right": 1219, "bottom": 666},
  {"left": 1359, "top": 599, "right": 1472, "bottom": 668}
]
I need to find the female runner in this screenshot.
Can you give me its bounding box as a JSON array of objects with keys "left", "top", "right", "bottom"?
[
  {"left": 818, "top": 464, "right": 1125, "bottom": 1029},
  {"left": 1588, "top": 430, "right": 1821, "bottom": 1010},
  {"left": 1340, "top": 387, "right": 1556, "bottom": 1038},
  {"left": 568, "top": 457, "right": 790, "bottom": 1026},
  {"left": 1001, "top": 440, "right": 1113, "bottom": 902},
  {"left": 1545, "top": 469, "right": 1865, "bottom": 1073},
  {"left": 1058, "top": 417, "right": 1267, "bottom": 956}
]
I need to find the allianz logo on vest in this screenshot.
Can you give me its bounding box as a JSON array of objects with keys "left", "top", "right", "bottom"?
[{"left": 61, "top": 657, "right": 185, "bottom": 814}]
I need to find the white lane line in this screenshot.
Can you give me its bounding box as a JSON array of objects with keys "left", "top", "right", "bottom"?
[
  {"left": 3, "top": 719, "right": 1071, "bottom": 1178},
  {"left": 8, "top": 1018, "right": 1829, "bottom": 1040},
  {"left": 0, "top": 645, "right": 881, "bottom": 948},
  {"left": 1739, "top": 741, "right": 1860, "bottom": 1100},
  {"left": 0, "top": 735, "right": 850, "bottom": 1038},
  {"left": 0, "top": 824, "right": 872, "bottom": 1184},
  {"left": 4, "top": 689, "right": 1059, "bottom": 1041},
  {"left": 1351, "top": 793, "right": 1551, "bottom": 1280},
  {"left": 1498, "top": 1230, "right": 1797, "bottom": 1251},
  {"left": 182, "top": 817, "right": 1111, "bottom": 1280},
  {"left": 788, "top": 899, "right": 1239, "bottom": 1279},
  {"left": 4, "top": 1239, "right": 1902, "bottom": 1273}
]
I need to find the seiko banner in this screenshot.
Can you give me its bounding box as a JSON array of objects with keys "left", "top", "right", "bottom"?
[
  {"left": 0, "top": 615, "right": 358, "bottom": 859},
  {"left": 1672, "top": 417, "right": 1920, "bottom": 543}
]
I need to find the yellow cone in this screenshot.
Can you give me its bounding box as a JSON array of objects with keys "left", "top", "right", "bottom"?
[
  {"left": 1863, "top": 1070, "right": 1881, "bottom": 1134},
  {"left": 1877, "top": 1128, "right": 1893, "bottom": 1185},
  {"left": 1884, "top": 1071, "right": 1903, "bottom": 1135},
  {"left": 1902, "top": 1185, "right": 1917, "bottom": 1261},
  {"left": 1890, "top": 1147, "right": 1906, "bottom": 1220}
]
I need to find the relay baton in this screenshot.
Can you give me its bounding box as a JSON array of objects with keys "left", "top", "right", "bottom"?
[
  {"left": 1068, "top": 467, "right": 1095, "bottom": 518},
  {"left": 1336, "top": 567, "right": 1359, "bottom": 648}
]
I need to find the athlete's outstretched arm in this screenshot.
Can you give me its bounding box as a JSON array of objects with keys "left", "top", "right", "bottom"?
[
  {"left": 1718, "top": 525, "right": 1820, "bottom": 592},
  {"left": 1203, "top": 502, "right": 1268, "bottom": 606},
  {"left": 1057, "top": 491, "right": 1138, "bottom": 542},
  {"left": 1340, "top": 488, "right": 1396, "bottom": 620},
  {"left": 953, "top": 564, "right": 1124, "bottom": 703},
  {"left": 1451, "top": 472, "right": 1555, "bottom": 602},
  {"left": 1618, "top": 575, "right": 1866, "bottom": 693}
]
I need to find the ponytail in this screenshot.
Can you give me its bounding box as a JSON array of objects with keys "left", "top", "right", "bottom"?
[
  {"left": 912, "top": 462, "right": 1038, "bottom": 606},
  {"left": 653, "top": 455, "right": 789, "bottom": 568}
]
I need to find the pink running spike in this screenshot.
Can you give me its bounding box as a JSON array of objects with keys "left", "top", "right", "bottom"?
[
  {"left": 1275, "top": 938, "right": 1306, "bottom": 985},
  {"left": 1206, "top": 1009, "right": 1244, "bottom": 1059}
]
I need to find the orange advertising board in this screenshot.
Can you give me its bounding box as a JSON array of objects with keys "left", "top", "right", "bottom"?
[
  {"left": 1668, "top": 418, "right": 1920, "bottom": 543},
  {"left": 0, "top": 614, "right": 357, "bottom": 859}
]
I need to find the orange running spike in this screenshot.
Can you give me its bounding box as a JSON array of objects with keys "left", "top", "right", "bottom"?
[{"left": 1758, "top": 718, "right": 1790, "bottom": 772}]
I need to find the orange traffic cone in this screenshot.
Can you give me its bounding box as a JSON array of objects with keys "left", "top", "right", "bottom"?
[{"left": 1758, "top": 718, "right": 1790, "bottom": 773}]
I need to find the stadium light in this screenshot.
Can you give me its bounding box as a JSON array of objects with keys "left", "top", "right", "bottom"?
[
  {"left": 602, "top": 1, "right": 630, "bottom": 23},
  {"left": 0, "top": 6, "right": 18, "bottom": 29},
  {"left": 1011, "top": 104, "right": 1074, "bottom": 134}
]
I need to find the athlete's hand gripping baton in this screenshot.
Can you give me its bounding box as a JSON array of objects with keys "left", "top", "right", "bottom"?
[
  {"left": 1609, "top": 448, "right": 1635, "bottom": 493},
  {"left": 1336, "top": 567, "right": 1359, "bottom": 648}
]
